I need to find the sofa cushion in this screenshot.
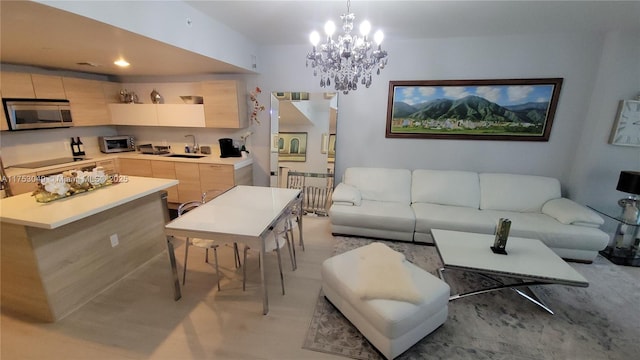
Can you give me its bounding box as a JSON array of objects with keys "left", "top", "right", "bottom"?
[
  {"left": 541, "top": 198, "right": 604, "bottom": 226},
  {"left": 332, "top": 183, "right": 362, "bottom": 206},
  {"left": 344, "top": 167, "right": 412, "bottom": 204},
  {"left": 330, "top": 200, "right": 416, "bottom": 233},
  {"left": 412, "top": 203, "right": 496, "bottom": 235},
  {"left": 482, "top": 210, "right": 609, "bottom": 252},
  {"left": 479, "top": 173, "right": 561, "bottom": 212},
  {"left": 412, "top": 170, "right": 480, "bottom": 208}
]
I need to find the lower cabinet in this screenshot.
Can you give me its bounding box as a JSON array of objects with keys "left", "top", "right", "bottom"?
[
  {"left": 174, "top": 162, "right": 202, "bottom": 203},
  {"left": 117, "top": 158, "right": 153, "bottom": 177},
  {"left": 117, "top": 158, "right": 252, "bottom": 206},
  {"left": 150, "top": 161, "right": 179, "bottom": 203},
  {"left": 7, "top": 172, "right": 37, "bottom": 195},
  {"left": 199, "top": 163, "right": 235, "bottom": 199},
  {"left": 95, "top": 159, "right": 117, "bottom": 176}
]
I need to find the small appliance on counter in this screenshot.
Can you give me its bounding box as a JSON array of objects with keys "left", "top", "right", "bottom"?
[
  {"left": 219, "top": 138, "right": 241, "bottom": 158},
  {"left": 138, "top": 144, "right": 171, "bottom": 155},
  {"left": 99, "top": 136, "right": 135, "bottom": 153}
]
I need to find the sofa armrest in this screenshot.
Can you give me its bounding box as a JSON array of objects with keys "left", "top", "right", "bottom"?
[
  {"left": 332, "top": 183, "right": 362, "bottom": 206},
  {"left": 541, "top": 198, "right": 604, "bottom": 226}
]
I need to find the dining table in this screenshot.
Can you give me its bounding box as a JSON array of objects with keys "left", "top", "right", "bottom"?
[{"left": 164, "top": 185, "right": 303, "bottom": 315}]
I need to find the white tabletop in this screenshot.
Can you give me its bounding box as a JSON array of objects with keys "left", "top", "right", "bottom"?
[
  {"left": 165, "top": 185, "right": 301, "bottom": 243},
  {"left": 431, "top": 229, "right": 588, "bottom": 287},
  {"left": 0, "top": 176, "right": 178, "bottom": 229}
]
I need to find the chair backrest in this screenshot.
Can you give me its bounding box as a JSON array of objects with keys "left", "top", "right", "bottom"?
[
  {"left": 178, "top": 200, "right": 204, "bottom": 216},
  {"left": 287, "top": 172, "right": 305, "bottom": 189}
]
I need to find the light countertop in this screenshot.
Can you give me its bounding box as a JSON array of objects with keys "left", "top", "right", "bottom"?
[
  {"left": 4, "top": 152, "right": 253, "bottom": 176},
  {"left": 0, "top": 176, "right": 178, "bottom": 229}
]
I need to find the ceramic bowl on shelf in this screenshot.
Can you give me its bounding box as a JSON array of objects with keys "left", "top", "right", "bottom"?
[{"left": 180, "top": 96, "right": 204, "bottom": 104}]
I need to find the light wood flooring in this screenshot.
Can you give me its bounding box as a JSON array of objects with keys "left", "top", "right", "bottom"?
[{"left": 1, "top": 216, "right": 344, "bottom": 360}]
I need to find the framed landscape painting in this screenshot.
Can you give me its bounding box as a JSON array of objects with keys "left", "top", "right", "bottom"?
[{"left": 385, "top": 78, "right": 563, "bottom": 141}]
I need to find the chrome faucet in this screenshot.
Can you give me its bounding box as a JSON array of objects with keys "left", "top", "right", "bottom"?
[{"left": 184, "top": 134, "right": 198, "bottom": 153}]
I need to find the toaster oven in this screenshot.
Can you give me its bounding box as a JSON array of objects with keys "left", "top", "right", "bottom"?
[{"left": 98, "top": 136, "right": 135, "bottom": 153}]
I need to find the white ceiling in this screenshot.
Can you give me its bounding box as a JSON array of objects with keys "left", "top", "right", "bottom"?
[
  {"left": 188, "top": 0, "right": 640, "bottom": 45},
  {"left": 1, "top": 1, "right": 639, "bottom": 78}
]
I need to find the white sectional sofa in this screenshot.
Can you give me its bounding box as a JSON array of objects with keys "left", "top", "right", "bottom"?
[{"left": 330, "top": 167, "right": 609, "bottom": 263}]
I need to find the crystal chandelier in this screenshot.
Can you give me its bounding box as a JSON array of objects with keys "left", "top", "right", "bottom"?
[{"left": 306, "top": 0, "right": 388, "bottom": 94}]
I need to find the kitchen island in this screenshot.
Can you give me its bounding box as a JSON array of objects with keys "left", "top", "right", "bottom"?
[{"left": 0, "top": 176, "right": 178, "bottom": 322}]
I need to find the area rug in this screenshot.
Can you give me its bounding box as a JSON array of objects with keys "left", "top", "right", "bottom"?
[{"left": 302, "top": 237, "right": 640, "bottom": 360}]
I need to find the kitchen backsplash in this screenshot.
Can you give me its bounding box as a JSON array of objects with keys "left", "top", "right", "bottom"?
[
  {"left": 0, "top": 125, "right": 252, "bottom": 167},
  {"left": 0, "top": 126, "right": 117, "bottom": 167}
]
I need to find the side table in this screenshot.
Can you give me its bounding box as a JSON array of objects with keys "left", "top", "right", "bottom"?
[{"left": 588, "top": 205, "right": 640, "bottom": 266}]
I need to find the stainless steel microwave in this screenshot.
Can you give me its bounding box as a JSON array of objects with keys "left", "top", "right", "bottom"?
[
  {"left": 3, "top": 99, "right": 74, "bottom": 130},
  {"left": 99, "top": 135, "right": 135, "bottom": 153}
]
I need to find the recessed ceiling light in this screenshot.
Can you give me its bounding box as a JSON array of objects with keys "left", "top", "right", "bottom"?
[{"left": 114, "top": 59, "right": 130, "bottom": 67}]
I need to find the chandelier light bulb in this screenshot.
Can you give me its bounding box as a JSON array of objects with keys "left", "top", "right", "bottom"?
[
  {"left": 324, "top": 20, "right": 336, "bottom": 37},
  {"left": 309, "top": 31, "right": 320, "bottom": 46},
  {"left": 359, "top": 20, "right": 371, "bottom": 36},
  {"left": 374, "top": 30, "right": 384, "bottom": 45}
]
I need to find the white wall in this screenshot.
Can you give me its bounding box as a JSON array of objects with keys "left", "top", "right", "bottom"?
[
  {"left": 565, "top": 31, "right": 640, "bottom": 234},
  {"left": 255, "top": 30, "right": 640, "bottom": 220}
]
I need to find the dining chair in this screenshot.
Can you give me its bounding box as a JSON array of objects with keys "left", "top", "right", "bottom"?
[
  {"left": 179, "top": 197, "right": 241, "bottom": 290},
  {"left": 241, "top": 218, "right": 295, "bottom": 295}
]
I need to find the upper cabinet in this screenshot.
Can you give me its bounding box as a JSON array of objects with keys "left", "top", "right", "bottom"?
[
  {"left": 109, "top": 104, "right": 205, "bottom": 127},
  {"left": 0, "top": 72, "right": 35, "bottom": 98},
  {"left": 62, "top": 77, "right": 112, "bottom": 126},
  {"left": 1, "top": 72, "right": 66, "bottom": 99},
  {"left": 0, "top": 71, "right": 248, "bottom": 129},
  {"left": 31, "top": 74, "right": 66, "bottom": 99},
  {"left": 202, "top": 80, "right": 248, "bottom": 129}
]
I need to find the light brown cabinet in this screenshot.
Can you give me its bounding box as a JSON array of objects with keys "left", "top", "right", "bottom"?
[
  {"left": 202, "top": 80, "right": 248, "bottom": 129},
  {"left": 174, "top": 162, "right": 202, "bottom": 203},
  {"left": 62, "top": 77, "right": 111, "bottom": 126},
  {"left": 150, "top": 161, "right": 179, "bottom": 203},
  {"left": 199, "top": 163, "right": 235, "bottom": 198},
  {"left": 30, "top": 74, "right": 66, "bottom": 99},
  {"left": 7, "top": 172, "right": 38, "bottom": 195},
  {"left": 95, "top": 159, "right": 117, "bottom": 176},
  {"left": 0, "top": 72, "right": 35, "bottom": 98},
  {"left": 1, "top": 72, "right": 66, "bottom": 99},
  {"left": 117, "top": 158, "right": 153, "bottom": 177},
  {"left": 117, "top": 157, "right": 251, "bottom": 205}
]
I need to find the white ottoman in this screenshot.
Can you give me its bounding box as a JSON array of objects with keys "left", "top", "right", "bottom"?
[{"left": 321, "top": 244, "right": 450, "bottom": 359}]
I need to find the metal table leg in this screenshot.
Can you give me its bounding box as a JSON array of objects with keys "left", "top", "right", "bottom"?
[
  {"left": 166, "top": 235, "right": 181, "bottom": 301},
  {"left": 438, "top": 267, "right": 554, "bottom": 314},
  {"left": 297, "top": 196, "right": 304, "bottom": 251},
  {"left": 260, "top": 233, "right": 269, "bottom": 315}
]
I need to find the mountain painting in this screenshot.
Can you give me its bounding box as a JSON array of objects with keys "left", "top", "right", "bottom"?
[{"left": 386, "top": 79, "right": 563, "bottom": 141}]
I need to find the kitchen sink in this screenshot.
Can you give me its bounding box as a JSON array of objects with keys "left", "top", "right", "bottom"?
[{"left": 163, "top": 154, "right": 207, "bottom": 159}]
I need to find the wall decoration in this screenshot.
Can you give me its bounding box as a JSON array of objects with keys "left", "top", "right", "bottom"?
[
  {"left": 291, "top": 92, "right": 310, "bottom": 101},
  {"left": 609, "top": 99, "right": 640, "bottom": 147},
  {"left": 321, "top": 133, "right": 329, "bottom": 154},
  {"left": 274, "top": 92, "right": 290, "bottom": 100},
  {"left": 278, "top": 132, "right": 308, "bottom": 162},
  {"left": 328, "top": 134, "right": 336, "bottom": 163},
  {"left": 385, "top": 78, "right": 563, "bottom": 141}
]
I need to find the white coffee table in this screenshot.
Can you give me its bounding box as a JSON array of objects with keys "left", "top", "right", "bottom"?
[{"left": 431, "top": 229, "right": 589, "bottom": 314}]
